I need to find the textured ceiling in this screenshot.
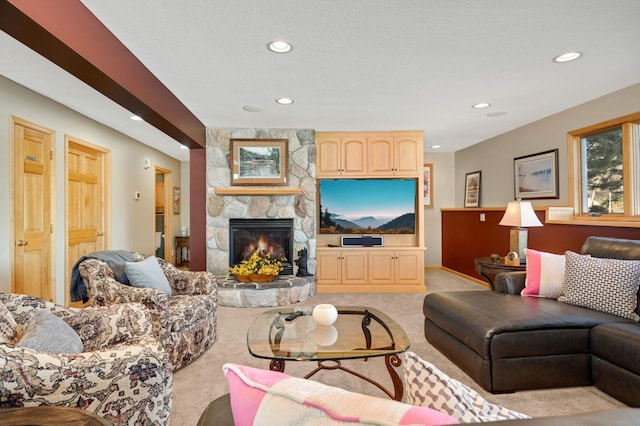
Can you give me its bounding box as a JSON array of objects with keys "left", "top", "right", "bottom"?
[{"left": 2, "top": 0, "right": 640, "bottom": 161}]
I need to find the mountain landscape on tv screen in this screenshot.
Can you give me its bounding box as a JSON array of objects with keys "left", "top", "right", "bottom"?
[{"left": 321, "top": 212, "right": 415, "bottom": 234}]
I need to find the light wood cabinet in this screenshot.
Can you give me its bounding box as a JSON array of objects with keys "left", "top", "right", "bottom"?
[
  {"left": 368, "top": 134, "right": 422, "bottom": 176},
  {"left": 367, "top": 250, "right": 423, "bottom": 285},
  {"left": 315, "top": 130, "right": 425, "bottom": 293},
  {"left": 316, "top": 250, "right": 368, "bottom": 285},
  {"left": 316, "top": 248, "right": 424, "bottom": 291},
  {"left": 316, "top": 135, "right": 367, "bottom": 177}
]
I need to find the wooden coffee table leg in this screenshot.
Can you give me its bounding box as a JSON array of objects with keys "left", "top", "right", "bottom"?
[
  {"left": 385, "top": 354, "right": 404, "bottom": 401},
  {"left": 269, "top": 359, "right": 286, "bottom": 372}
]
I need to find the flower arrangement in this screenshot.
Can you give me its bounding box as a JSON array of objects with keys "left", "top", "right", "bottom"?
[{"left": 229, "top": 252, "right": 285, "bottom": 277}]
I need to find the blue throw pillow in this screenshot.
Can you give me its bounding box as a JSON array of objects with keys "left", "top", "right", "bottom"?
[
  {"left": 125, "top": 256, "right": 172, "bottom": 296},
  {"left": 18, "top": 310, "right": 83, "bottom": 354}
]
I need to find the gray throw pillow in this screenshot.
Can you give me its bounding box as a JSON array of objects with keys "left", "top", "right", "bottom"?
[
  {"left": 18, "top": 310, "right": 83, "bottom": 353},
  {"left": 559, "top": 251, "right": 640, "bottom": 321},
  {"left": 125, "top": 256, "right": 172, "bottom": 296}
]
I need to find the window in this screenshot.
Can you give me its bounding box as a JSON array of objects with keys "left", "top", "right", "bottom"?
[{"left": 569, "top": 112, "right": 640, "bottom": 220}]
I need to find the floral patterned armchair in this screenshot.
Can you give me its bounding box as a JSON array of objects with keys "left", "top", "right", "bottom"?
[
  {"left": 78, "top": 253, "right": 218, "bottom": 370},
  {"left": 0, "top": 293, "right": 173, "bottom": 425}
]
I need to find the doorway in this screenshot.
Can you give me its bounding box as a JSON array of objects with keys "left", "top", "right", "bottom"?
[
  {"left": 65, "top": 136, "right": 110, "bottom": 306},
  {"left": 10, "top": 116, "right": 54, "bottom": 301},
  {"left": 155, "top": 167, "right": 172, "bottom": 262}
]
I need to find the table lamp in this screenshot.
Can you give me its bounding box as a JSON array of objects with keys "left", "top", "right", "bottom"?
[{"left": 498, "top": 200, "right": 543, "bottom": 262}]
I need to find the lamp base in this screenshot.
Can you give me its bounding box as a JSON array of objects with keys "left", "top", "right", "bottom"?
[{"left": 509, "top": 227, "right": 528, "bottom": 262}]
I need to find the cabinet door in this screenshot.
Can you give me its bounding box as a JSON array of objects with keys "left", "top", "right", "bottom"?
[
  {"left": 368, "top": 251, "right": 395, "bottom": 284},
  {"left": 393, "top": 136, "right": 421, "bottom": 176},
  {"left": 394, "top": 251, "right": 423, "bottom": 285},
  {"left": 341, "top": 137, "right": 367, "bottom": 176},
  {"left": 316, "top": 137, "right": 342, "bottom": 177},
  {"left": 341, "top": 250, "right": 368, "bottom": 284},
  {"left": 316, "top": 251, "right": 342, "bottom": 284},
  {"left": 368, "top": 136, "right": 394, "bottom": 176}
]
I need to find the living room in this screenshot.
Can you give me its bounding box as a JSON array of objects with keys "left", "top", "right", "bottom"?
[{"left": 2, "top": 1, "right": 640, "bottom": 425}]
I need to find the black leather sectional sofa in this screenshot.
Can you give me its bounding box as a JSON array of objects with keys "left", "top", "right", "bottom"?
[{"left": 424, "top": 236, "right": 640, "bottom": 407}]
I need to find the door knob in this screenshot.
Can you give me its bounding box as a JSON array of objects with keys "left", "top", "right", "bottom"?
[
  {"left": 97, "top": 232, "right": 104, "bottom": 237},
  {"left": 16, "top": 240, "right": 28, "bottom": 247}
]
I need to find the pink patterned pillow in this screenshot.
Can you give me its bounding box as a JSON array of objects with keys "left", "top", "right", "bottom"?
[
  {"left": 223, "top": 364, "right": 458, "bottom": 426},
  {"left": 522, "top": 248, "right": 566, "bottom": 298}
]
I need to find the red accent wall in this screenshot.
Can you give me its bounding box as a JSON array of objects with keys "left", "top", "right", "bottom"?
[
  {"left": 189, "top": 149, "right": 206, "bottom": 271},
  {"left": 442, "top": 209, "right": 640, "bottom": 280}
]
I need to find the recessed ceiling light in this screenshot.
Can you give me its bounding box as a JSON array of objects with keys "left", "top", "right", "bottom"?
[
  {"left": 472, "top": 103, "right": 491, "bottom": 109},
  {"left": 553, "top": 52, "right": 582, "bottom": 63},
  {"left": 431, "top": 145, "right": 441, "bottom": 149},
  {"left": 276, "top": 98, "right": 294, "bottom": 105},
  {"left": 268, "top": 40, "right": 293, "bottom": 53},
  {"left": 130, "top": 115, "right": 143, "bottom": 121},
  {"left": 180, "top": 145, "right": 189, "bottom": 150},
  {"left": 243, "top": 104, "right": 264, "bottom": 112}
]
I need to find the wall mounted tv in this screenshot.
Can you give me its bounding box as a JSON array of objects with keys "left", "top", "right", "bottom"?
[{"left": 319, "top": 179, "right": 417, "bottom": 234}]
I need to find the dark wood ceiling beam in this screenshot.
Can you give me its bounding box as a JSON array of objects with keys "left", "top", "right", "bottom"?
[{"left": 0, "top": 0, "right": 205, "bottom": 149}]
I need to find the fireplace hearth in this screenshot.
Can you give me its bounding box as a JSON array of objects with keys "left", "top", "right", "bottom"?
[{"left": 229, "top": 218, "right": 294, "bottom": 275}]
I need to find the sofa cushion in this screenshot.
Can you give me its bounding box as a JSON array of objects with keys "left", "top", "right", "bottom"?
[
  {"left": 223, "top": 363, "right": 458, "bottom": 425},
  {"left": 559, "top": 251, "right": 640, "bottom": 321},
  {"left": 521, "top": 249, "right": 565, "bottom": 298},
  {"left": 591, "top": 323, "right": 640, "bottom": 375},
  {"left": 17, "top": 310, "right": 83, "bottom": 353},
  {"left": 125, "top": 256, "right": 172, "bottom": 296},
  {"left": 403, "top": 351, "right": 530, "bottom": 422}
]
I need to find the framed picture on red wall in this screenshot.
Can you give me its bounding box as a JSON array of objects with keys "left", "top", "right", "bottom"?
[{"left": 464, "top": 170, "right": 481, "bottom": 208}]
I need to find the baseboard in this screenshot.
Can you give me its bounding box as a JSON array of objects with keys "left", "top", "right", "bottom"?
[{"left": 439, "top": 266, "right": 490, "bottom": 288}]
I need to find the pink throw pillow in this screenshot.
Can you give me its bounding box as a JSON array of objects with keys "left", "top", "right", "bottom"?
[
  {"left": 223, "top": 363, "right": 458, "bottom": 426},
  {"left": 522, "top": 248, "right": 565, "bottom": 298}
]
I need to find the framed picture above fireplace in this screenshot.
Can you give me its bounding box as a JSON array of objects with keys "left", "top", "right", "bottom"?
[{"left": 230, "top": 138, "right": 288, "bottom": 186}]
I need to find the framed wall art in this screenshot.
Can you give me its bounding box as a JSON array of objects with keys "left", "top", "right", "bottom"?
[
  {"left": 230, "top": 138, "right": 288, "bottom": 186},
  {"left": 514, "top": 149, "right": 559, "bottom": 199},
  {"left": 423, "top": 163, "right": 433, "bottom": 207},
  {"left": 173, "top": 187, "right": 180, "bottom": 214},
  {"left": 464, "top": 170, "right": 481, "bottom": 208}
]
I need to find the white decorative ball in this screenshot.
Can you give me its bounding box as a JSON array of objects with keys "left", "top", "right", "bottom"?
[{"left": 312, "top": 304, "right": 338, "bottom": 326}]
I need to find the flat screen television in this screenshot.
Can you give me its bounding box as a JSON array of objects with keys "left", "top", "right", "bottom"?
[{"left": 318, "top": 179, "right": 416, "bottom": 234}]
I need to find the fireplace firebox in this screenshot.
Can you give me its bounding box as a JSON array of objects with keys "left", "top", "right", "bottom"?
[{"left": 229, "top": 219, "right": 294, "bottom": 276}]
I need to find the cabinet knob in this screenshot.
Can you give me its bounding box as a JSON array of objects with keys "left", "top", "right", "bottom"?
[{"left": 97, "top": 232, "right": 104, "bottom": 237}]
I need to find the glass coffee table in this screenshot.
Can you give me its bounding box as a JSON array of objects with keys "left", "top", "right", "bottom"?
[{"left": 247, "top": 305, "right": 410, "bottom": 401}]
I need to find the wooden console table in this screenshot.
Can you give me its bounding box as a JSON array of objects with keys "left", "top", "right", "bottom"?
[
  {"left": 175, "top": 236, "right": 190, "bottom": 267},
  {"left": 474, "top": 257, "right": 526, "bottom": 290}
]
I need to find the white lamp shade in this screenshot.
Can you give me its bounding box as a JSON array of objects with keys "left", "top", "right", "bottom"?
[{"left": 499, "top": 201, "right": 543, "bottom": 228}]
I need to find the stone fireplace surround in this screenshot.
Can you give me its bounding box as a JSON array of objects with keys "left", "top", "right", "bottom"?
[{"left": 206, "top": 128, "right": 317, "bottom": 306}]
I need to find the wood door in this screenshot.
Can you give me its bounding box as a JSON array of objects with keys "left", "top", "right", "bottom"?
[
  {"left": 66, "top": 137, "right": 109, "bottom": 306},
  {"left": 368, "top": 250, "right": 395, "bottom": 285},
  {"left": 155, "top": 167, "right": 173, "bottom": 262},
  {"left": 394, "top": 251, "right": 423, "bottom": 285},
  {"left": 393, "top": 135, "right": 421, "bottom": 176},
  {"left": 316, "top": 136, "right": 342, "bottom": 177},
  {"left": 341, "top": 250, "right": 368, "bottom": 284},
  {"left": 341, "top": 137, "right": 367, "bottom": 176},
  {"left": 368, "top": 136, "right": 394, "bottom": 176},
  {"left": 316, "top": 251, "right": 342, "bottom": 284},
  {"left": 11, "top": 117, "right": 54, "bottom": 301}
]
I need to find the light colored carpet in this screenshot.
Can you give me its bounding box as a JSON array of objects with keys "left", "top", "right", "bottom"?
[{"left": 170, "top": 269, "right": 626, "bottom": 425}]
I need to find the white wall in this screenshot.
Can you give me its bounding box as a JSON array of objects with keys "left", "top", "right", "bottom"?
[
  {"left": 423, "top": 151, "right": 455, "bottom": 266},
  {"left": 0, "top": 75, "right": 185, "bottom": 303},
  {"left": 455, "top": 83, "right": 640, "bottom": 208}
]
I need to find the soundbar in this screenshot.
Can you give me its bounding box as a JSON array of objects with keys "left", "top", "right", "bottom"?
[{"left": 341, "top": 236, "right": 384, "bottom": 247}]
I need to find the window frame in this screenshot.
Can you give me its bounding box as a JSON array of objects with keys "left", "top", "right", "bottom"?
[{"left": 568, "top": 112, "right": 640, "bottom": 222}]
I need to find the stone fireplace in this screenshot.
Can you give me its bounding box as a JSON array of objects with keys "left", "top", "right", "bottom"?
[
  {"left": 205, "top": 128, "right": 317, "bottom": 307},
  {"left": 229, "top": 218, "right": 294, "bottom": 275}
]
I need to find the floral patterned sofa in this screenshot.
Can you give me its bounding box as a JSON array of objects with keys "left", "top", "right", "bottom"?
[
  {"left": 78, "top": 253, "right": 218, "bottom": 370},
  {"left": 0, "top": 293, "right": 173, "bottom": 425}
]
